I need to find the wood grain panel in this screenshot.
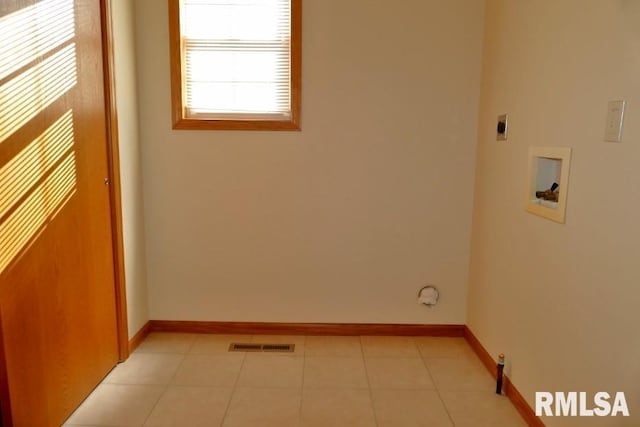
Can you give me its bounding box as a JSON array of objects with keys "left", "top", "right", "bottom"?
[
  {"left": 150, "top": 320, "right": 465, "bottom": 337},
  {"left": 0, "top": 1, "right": 121, "bottom": 425}
]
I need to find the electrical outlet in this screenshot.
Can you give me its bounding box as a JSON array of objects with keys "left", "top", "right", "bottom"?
[{"left": 497, "top": 114, "right": 508, "bottom": 141}]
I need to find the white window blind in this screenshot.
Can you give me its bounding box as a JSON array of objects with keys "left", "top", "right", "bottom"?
[{"left": 181, "top": 0, "right": 292, "bottom": 120}]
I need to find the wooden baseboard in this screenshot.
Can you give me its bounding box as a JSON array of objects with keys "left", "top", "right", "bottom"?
[
  {"left": 127, "top": 321, "right": 151, "bottom": 354},
  {"left": 148, "top": 320, "right": 465, "bottom": 337},
  {"left": 463, "top": 326, "right": 544, "bottom": 427}
]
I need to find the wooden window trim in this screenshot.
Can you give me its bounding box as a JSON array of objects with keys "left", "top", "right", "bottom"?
[{"left": 168, "top": 0, "right": 301, "bottom": 131}]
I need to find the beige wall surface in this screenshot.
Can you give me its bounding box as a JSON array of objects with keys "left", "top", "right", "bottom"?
[
  {"left": 111, "top": 0, "right": 150, "bottom": 338},
  {"left": 468, "top": 1, "right": 640, "bottom": 425},
  {"left": 134, "top": 0, "right": 485, "bottom": 323}
]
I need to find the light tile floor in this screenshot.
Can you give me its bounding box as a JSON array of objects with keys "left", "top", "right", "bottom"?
[{"left": 64, "top": 334, "right": 526, "bottom": 427}]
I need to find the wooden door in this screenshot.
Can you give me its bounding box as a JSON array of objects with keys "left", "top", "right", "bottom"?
[{"left": 0, "top": 0, "right": 120, "bottom": 425}]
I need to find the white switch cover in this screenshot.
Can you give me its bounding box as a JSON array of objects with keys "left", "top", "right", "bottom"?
[{"left": 604, "top": 100, "right": 626, "bottom": 143}]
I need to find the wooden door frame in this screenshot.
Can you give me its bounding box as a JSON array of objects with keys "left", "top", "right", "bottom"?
[
  {"left": 99, "top": 0, "right": 130, "bottom": 362},
  {"left": 0, "top": 2, "right": 129, "bottom": 424}
]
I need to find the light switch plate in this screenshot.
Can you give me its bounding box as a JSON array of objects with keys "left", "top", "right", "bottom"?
[{"left": 604, "top": 100, "right": 626, "bottom": 143}]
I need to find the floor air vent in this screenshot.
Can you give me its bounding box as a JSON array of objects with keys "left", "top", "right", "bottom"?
[{"left": 228, "top": 343, "right": 295, "bottom": 353}]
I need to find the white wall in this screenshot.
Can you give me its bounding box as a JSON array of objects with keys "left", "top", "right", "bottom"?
[
  {"left": 134, "top": 0, "right": 485, "bottom": 323},
  {"left": 468, "top": 1, "right": 640, "bottom": 425},
  {"left": 111, "top": 0, "right": 149, "bottom": 338}
]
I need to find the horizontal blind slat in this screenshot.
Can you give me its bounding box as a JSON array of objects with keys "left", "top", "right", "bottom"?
[{"left": 181, "top": 0, "right": 292, "bottom": 118}]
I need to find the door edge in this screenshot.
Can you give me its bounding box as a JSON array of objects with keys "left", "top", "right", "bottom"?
[{"left": 100, "top": 0, "right": 130, "bottom": 362}]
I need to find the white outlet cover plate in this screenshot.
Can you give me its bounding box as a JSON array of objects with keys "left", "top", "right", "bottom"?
[{"left": 604, "top": 100, "right": 626, "bottom": 143}]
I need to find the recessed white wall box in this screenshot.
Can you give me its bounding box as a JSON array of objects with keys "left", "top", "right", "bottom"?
[
  {"left": 525, "top": 146, "right": 572, "bottom": 223},
  {"left": 496, "top": 114, "right": 508, "bottom": 141},
  {"left": 604, "top": 100, "right": 626, "bottom": 143}
]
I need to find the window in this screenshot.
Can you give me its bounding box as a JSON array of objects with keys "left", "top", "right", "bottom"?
[{"left": 168, "top": 0, "right": 301, "bottom": 130}]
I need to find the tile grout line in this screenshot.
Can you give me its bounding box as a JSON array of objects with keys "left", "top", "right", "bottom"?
[
  {"left": 184, "top": 333, "right": 198, "bottom": 354},
  {"left": 139, "top": 383, "right": 170, "bottom": 426},
  {"left": 297, "top": 335, "right": 307, "bottom": 427},
  {"left": 219, "top": 334, "right": 252, "bottom": 426},
  {"left": 419, "top": 350, "right": 456, "bottom": 427},
  {"left": 359, "top": 335, "right": 380, "bottom": 427},
  {"left": 138, "top": 335, "right": 195, "bottom": 426}
]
